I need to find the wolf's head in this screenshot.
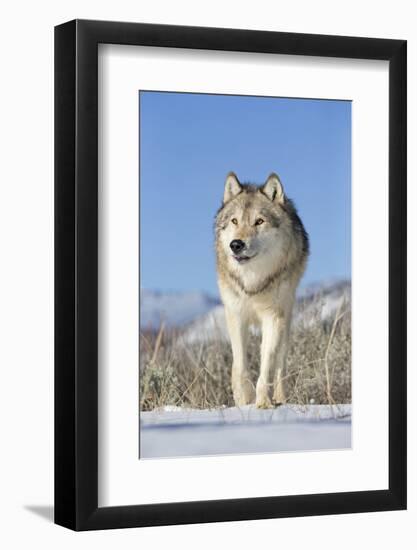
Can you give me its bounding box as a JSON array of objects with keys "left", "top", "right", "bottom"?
[{"left": 215, "top": 172, "right": 309, "bottom": 282}]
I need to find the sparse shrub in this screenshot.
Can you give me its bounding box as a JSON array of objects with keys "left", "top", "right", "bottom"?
[{"left": 139, "top": 294, "right": 351, "bottom": 411}]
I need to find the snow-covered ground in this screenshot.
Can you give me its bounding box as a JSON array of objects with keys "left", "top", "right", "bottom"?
[{"left": 140, "top": 404, "right": 351, "bottom": 459}]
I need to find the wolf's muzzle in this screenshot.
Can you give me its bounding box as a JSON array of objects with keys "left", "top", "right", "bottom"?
[{"left": 230, "top": 239, "right": 246, "bottom": 254}]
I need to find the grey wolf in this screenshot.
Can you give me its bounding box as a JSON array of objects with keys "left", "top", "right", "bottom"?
[{"left": 215, "top": 172, "right": 309, "bottom": 408}]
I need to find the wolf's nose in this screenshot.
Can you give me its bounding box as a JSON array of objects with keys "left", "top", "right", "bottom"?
[{"left": 230, "top": 239, "right": 245, "bottom": 253}]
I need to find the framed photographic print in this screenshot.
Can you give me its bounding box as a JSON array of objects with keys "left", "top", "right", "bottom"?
[{"left": 55, "top": 20, "right": 407, "bottom": 530}]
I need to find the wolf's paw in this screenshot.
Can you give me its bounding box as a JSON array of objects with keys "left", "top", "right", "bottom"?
[
  {"left": 255, "top": 397, "right": 274, "bottom": 409},
  {"left": 235, "top": 395, "right": 254, "bottom": 407},
  {"left": 255, "top": 382, "right": 274, "bottom": 409},
  {"left": 233, "top": 380, "right": 255, "bottom": 407},
  {"left": 271, "top": 398, "right": 284, "bottom": 407},
  {"left": 272, "top": 384, "right": 286, "bottom": 407}
]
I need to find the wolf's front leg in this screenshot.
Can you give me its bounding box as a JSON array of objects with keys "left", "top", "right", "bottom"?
[
  {"left": 272, "top": 324, "right": 289, "bottom": 406},
  {"left": 256, "top": 314, "right": 287, "bottom": 408},
  {"left": 225, "top": 308, "right": 254, "bottom": 406}
]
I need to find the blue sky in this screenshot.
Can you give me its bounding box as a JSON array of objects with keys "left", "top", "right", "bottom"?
[{"left": 140, "top": 91, "right": 351, "bottom": 296}]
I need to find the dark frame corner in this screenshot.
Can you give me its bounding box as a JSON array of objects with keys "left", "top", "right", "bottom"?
[{"left": 55, "top": 19, "right": 406, "bottom": 531}]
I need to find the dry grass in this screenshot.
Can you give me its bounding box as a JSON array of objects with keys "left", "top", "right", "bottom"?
[{"left": 139, "top": 294, "right": 351, "bottom": 411}]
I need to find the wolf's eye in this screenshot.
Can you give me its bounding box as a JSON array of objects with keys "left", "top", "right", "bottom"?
[
  {"left": 231, "top": 218, "right": 238, "bottom": 225},
  {"left": 255, "top": 218, "right": 264, "bottom": 226}
]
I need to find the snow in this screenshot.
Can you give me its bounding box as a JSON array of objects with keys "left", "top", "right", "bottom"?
[
  {"left": 181, "top": 304, "right": 228, "bottom": 343},
  {"left": 140, "top": 404, "right": 351, "bottom": 459}
]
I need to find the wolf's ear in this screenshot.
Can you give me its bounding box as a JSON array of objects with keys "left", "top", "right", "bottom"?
[
  {"left": 262, "top": 173, "right": 285, "bottom": 203},
  {"left": 223, "top": 172, "right": 242, "bottom": 203}
]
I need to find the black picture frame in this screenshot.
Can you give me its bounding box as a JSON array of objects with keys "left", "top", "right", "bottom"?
[{"left": 55, "top": 19, "right": 407, "bottom": 531}]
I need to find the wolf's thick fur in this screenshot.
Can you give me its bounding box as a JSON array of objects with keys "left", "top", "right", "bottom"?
[{"left": 215, "top": 172, "right": 309, "bottom": 408}]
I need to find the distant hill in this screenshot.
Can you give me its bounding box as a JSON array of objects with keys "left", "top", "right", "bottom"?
[
  {"left": 140, "top": 289, "right": 220, "bottom": 329},
  {"left": 140, "top": 280, "right": 351, "bottom": 340},
  {"left": 182, "top": 279, "right": 351, "bottom": 343}
]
